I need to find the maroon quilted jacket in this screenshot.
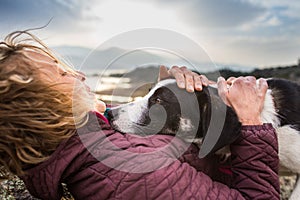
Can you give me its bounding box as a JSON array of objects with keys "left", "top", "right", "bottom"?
[{"left": 21, "top": 112, "right": 279, "bottom": 200}]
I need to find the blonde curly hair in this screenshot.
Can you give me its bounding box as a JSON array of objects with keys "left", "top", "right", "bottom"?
[{"left": 0, "top": 30, "right": 96, "bottom": 178}]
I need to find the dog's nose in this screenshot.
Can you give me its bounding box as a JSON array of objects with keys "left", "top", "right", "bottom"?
[
  {"left": 106, "top": 109, "right": 114, "bottom": 121},
  {"left": 105, "top": 108, "right": 120, "bottom": 121}
]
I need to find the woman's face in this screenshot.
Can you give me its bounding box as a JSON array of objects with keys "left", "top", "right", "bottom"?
[{"left": 25, "top": 50, "right": 106, "bottom": 113}]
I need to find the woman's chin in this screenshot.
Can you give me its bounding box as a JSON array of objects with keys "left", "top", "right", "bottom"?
[{"left": 95, "top": 99, "right": 106, "bottom": 113}]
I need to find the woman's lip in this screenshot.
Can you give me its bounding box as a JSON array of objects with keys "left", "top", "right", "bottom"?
[{"left": 84, "top": 84, "right": 91, "bottom": 92}]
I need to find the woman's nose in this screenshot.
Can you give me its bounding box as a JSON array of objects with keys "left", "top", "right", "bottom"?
[{"left": 75, "top": 71, "right": 86, "bottom": 81}]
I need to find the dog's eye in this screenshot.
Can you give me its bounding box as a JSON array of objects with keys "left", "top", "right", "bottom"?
[{"left": 155, "top": 97, "right": 163, "bottom": 104}]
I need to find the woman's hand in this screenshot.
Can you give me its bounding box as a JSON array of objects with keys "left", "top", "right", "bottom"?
[
  {"left": 158, "top": 65, "right": 210, "bottom": 92},
  {"left": 217, "top": 76, "right": 268, "bottom": 125}
]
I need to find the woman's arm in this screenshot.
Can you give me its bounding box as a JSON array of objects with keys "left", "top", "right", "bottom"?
[
  {"left": 217, "top": 76, "right": 280, "bottom": 199},
  {"left": 230, "top": 124, "right": 279, "bottom": 199},
  {"left": 117, "top": 123, "right": 278, "bottom": 200},
  {"left": 178, "top": 125, "right": 278, "bottom": 200}
]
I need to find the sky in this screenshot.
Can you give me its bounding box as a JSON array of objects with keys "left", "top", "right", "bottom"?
[{"left": 1, "top": 0, "right": 300, "bottom": 69}]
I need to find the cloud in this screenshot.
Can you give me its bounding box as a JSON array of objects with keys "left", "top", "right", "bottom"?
[
  {"left": 151, "top": 0, "right": 300, "bottom": 38},
  {"left": 184, "top": 0, "right": 266, "bottom": 28},
  {"left": 144, "top": 0, "right": 266, "bottom": 28},
  {"left": 167, "top": 0, "right": 300, "bottom": 67},
  {"left": 0, "top": 0, "right": 101, "bottom": 34},
  {"left": 248, "top": 0, "right": 300, "bottom": 19},
  {"left": 228, "top": 36, "right": 300, "bottom": 67},
  {"left": 236, "top": 1, "right": 300, "bottom": 35}
]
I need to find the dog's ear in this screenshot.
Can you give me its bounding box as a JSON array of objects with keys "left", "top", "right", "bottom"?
[
  {"left": 198, "top": 87, "right": 241, "bottom": 158},
  {"left": 196, "top": 87, "right": 211, "bottom": 139}
]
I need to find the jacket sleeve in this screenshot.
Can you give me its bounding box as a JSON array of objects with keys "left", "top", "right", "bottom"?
[
  {"left": 230, "top": 123, "right": 280, "bottom": 200},
  {"left": 117, "top": 153, "right": 245, "bottom": 200},
  {"left": 117, "top": 124, "right": 279, "bottom": 200}
]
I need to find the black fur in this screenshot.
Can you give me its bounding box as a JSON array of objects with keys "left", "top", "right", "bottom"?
[{"left": 267, "top": 79, "right": 300, "bottom": 131}]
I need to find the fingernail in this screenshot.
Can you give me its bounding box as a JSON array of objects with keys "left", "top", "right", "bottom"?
[
  {"left": 188, "top": 85, "right": 194, "bottom": 92},
  {"left": 196, "top": 83, "right": 202, "bottom": 90},
  {"left": 217, "top": 77, "right": 224, "bottom": 82}
]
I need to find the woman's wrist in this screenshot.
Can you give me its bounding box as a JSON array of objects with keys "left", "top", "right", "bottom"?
[{"left": 240, "top": 118, "right": 263, "bottom": 126}]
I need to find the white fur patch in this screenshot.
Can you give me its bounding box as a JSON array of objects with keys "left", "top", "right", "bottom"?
[
  {"left": 277, "top": 125, "right": 300, "bottom": 173},
  {"left": 128, "top": 100, "right": 148, "bottom": 123},
  {"left": 277, "top": 125, "right": 300, "bottom": 200},
  {"left": 112, "top": 99, "right": 148, "bottom": 132},
  {"left": 184, "top": 138, "right": 203, "bottom": 145},
  {"left": 179, "top": 117, "right": 194, "bottom": 132},
  {"left": 144, "top": 79, "right": 176, "bottom": 99},
  {"left": 260, "top": 89, "right": 280, "bottom": 128}
]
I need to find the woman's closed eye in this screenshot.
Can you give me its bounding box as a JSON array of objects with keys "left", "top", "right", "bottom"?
[
  {"left": 61, "top": 71, "right": 68, "bottom": 76},
  {"left": 60, "top": 71, "right": 86, "bottom": 82}
]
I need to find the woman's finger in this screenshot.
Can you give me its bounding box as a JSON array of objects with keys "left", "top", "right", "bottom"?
[
  {"left": 217, "top": 77, "right": 230, "bottom": 106},
  {"left": 158, "top": 65, "right": 170, "bottom": 81},
  {"left": 226, "top": 77, "right": 236, "bottom": 85},
  {"left": 194, "top": 75, "right": 203, "bottom": 91},
  {"left": 159, "top": 66, "right": 214, "bottom": 92},
  {"left": 200, "top": 75, "right": 209, "bottom": 86},
  {"left": 169, "top": 66, "right": 185, "bottom": 89},
  {"left": 245, "top": 76, "right": 256, "bottom": 84},
  {"left": 181, "top": 67, "right": 195, "bottom": 92},
  {"left": 257, "top": 78, "right": 268, "bottom": 95}
]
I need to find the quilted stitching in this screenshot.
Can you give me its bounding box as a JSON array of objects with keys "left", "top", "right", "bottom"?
[
  {"left": 231, "top": 124, "right": 280, "bottom": 200},
  {"left": 21, "top": 115, "right": 279, "bottom": 200}
]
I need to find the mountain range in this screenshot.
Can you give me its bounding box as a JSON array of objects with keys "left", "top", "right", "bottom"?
[{"left": 52, "top": 45, "right": 255, "bottom": 74}]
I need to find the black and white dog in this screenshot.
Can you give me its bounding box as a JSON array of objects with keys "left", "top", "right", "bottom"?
[{"left": 108, "top": 78, "right": 300, "bottom": 199}]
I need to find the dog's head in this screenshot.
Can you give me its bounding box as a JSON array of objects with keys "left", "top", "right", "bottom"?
[{"left": 108, "top": 79, "right": 241, "bottom": 156}]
